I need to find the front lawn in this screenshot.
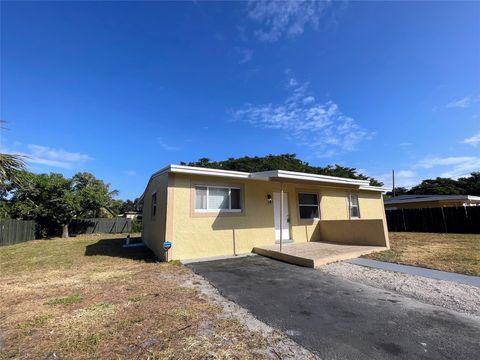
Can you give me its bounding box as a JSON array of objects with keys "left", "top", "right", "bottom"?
[
  {"left": 0, "top": 233, "right": 305, "bottom": 359},
  {"left": 365, "top": 232, "right": 480, "bottom": 276}
]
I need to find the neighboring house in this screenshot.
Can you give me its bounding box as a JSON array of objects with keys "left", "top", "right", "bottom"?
[
  {"left": 141, "top": 165, "right": 390, "bottom": 261},
  {"left": 119, "top": 211, "right": 142, "bottom": 221},
  {"left": 384, "top": 195, "right": 480, "bottom": 210}
]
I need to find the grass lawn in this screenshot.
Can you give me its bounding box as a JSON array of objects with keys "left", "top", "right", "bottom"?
[
  {"left": 365, "top": 232, "right": 480, "bottom": 276},
  {"left": 0, "top": 233, "right": 301, "bottom": 360}
]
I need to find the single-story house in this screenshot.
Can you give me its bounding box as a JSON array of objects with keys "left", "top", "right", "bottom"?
[
  {"left": 384, "top": 195, "right": 480, "bottom": 210},
  {"left": 141, "top": 165, "right": 390, "bottom": 261},
  {"left": 119, "top": 211, "right": 142, "bottom": 221}
]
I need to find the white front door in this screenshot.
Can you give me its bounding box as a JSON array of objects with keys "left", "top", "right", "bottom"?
[{"left": 273, "top": 192, "right": 290, "bottom": 241}]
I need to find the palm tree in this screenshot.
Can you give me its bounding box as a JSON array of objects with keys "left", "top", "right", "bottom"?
[
  {"left": 0, "top": 153, "right": 27, "bottom": 186},
  {"left": 0, "top": 120, "right": 27, "bottom": 187}
]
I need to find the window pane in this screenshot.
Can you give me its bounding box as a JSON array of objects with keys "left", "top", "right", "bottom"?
[
  {"left": 231, "top": 188, "right": 241, "bottom": 209},
  {"left": 195, "top": 187, "right": 207, "bottom": 209},
  {"left": 299, "top": 205, "right": 319, "bottom": 219},
  {"left": 351, "top": 206, "right": 359, "bottom": 218},
  {"left": 299, "top": 193, "right": 318, "bottom": 205},
  {"left": 209, "top": 187, "right": 229, "bottom": 210},
  {"left": 350, "top": 194, "right": 359, "bottom": 206},
  {"left": 151, "top": 193, "right": 157, "bottom": 217}
]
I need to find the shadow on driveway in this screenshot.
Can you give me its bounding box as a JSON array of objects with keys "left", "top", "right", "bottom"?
[{"left": 188, "top": 256, "right": 480, "bottom": 360}]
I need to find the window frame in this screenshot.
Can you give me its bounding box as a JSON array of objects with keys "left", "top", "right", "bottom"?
[
  {"left": 348, "top": 193, "right": 361, "bottom": 219},
  {"left": 151, "top": 192, "right": 157, "bottom": 218},
  {"left": 194, "top": 185, "right": 242, "bottom": 213},
  {"left": 297, "top": 191, "right": 321, "bottom": 222}
]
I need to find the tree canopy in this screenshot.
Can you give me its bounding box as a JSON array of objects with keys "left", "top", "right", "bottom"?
[
  {"left": 181, "top": 154, "right": 383, "bottom": 186},
  {"left": 387, "top": 172, "right": 480, "bottom": 197},
  {"left": 8, "top": 171, "right": 119, "bottom": 237}
]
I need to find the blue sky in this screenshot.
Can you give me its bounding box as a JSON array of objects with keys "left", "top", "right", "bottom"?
[{"left": 1, "top": 1, "right": 479, "bottom": 199}]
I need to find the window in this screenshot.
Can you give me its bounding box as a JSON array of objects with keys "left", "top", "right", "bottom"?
[
  {"left": 298, "top": 192, "right": 320, "bottom": 220},
  {"left": 348, "top": 193, "right": 360, "bottom": 218},
  {"left": 151, "top": 193, "right": 157, "bottom": 217},
  {"left": 195, "top": 186, "right": 241, "bottom": 212}
]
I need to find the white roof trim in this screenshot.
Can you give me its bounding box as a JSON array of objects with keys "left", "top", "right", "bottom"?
[
  {"left": 151, "top": 164, "right": 250, "bottom": 180},
  {"left": 250, "top": 169, "right": 370, "bottom": 186},
  {"left": 146, "top": 165, "right": 389, "bottom": 192},
  {"left": 359, "top": 185, "right": 392, "bottom": 192},
  {"left": 385, "top": 195, "right": 480, "bottom": 205}
]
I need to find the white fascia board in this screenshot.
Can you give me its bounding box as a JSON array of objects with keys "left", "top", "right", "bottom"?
[
  {"left": 150, "top": 164, "right": 250, "bottom": 180},
  {"left": 385, "top": 195, "right": 480, "bottom": 205},
  {"left": 359, "top": 185, "right": 392, "bottom": 192},
  {"left": 250, "top": 170, "right": 371, "bottom": 186},
  {"left": 169, "top": 165, "right": 250, "bottom": 178}
]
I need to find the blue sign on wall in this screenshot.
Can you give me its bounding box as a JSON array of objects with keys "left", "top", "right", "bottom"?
[{"left": 163, "top": 241, "right": 172, "bottom": 251}]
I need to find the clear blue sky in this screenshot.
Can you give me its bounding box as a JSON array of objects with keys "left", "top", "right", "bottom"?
[{"left": 1, "top": 1, "right": 479, "bottom": 199}]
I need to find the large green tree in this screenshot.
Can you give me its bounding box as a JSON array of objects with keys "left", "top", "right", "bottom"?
[
  {"left": 9, "top": 172, "right": 118, "bottom": 238},
  {"left": 181, "top": 154, "right": 383, "bottom": 186},
  {"left": 407, "top": 177, "right": 466, "bottom": 195}
]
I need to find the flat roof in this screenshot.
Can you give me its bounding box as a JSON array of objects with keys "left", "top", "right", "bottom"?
[
  {"left": 385, "top": 194, "right": 480, "bottom": 205},
  {"left": 147, "top": 164, "right": 390, "bottom": 192}
]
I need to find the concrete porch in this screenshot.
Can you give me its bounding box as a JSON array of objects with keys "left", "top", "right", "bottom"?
[{"left": 253, "top": 242, "right": 387, "bottom": 268}]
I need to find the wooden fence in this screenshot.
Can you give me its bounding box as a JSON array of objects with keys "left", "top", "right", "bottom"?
[
  {"left": 70, "top": 218, "right": 132, "bottom": 235},
  {"left": 0, "top": 219, "right": 36, "bottom": 246},
  {"left": 386, "top": 206, "right": 480, "bottom": 233}
]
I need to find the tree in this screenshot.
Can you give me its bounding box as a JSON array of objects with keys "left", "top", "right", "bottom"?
[
  {"left": 182, "top": 154, "right": 383, "bottom": 186},
  {"left": 10, "top": 172, "right": 118, "bottom": 238},
  {"left": 457, "top": 172, "right": 480, "bottom": 196},
  {"left": 407, "top": 177, "right": 465, "bottom": 195},
  {"left": 385, "top": 187, "right": 408, "bottom": 198}
]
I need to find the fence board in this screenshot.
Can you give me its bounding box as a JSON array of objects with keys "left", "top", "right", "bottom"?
[
  {"left": 70, "top": 218, "right": 131, "bottom": 235},
  {"left": 386, "top": 206, "right": 480, "bottom": 234},
  {"left": 0, "top": 220, "right": 36, "bottom": 246}
]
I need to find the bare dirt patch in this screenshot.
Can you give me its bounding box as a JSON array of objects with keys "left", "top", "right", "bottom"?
[
  {"left": 0, "top": 233, "right": 316, "bottom": 359},
  {"left": 365, "top": 232, "right": 480, "bottom": 276}
]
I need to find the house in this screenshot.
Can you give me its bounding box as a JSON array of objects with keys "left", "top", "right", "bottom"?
[
  {"left": 384, "top": 194, "right": 480, "bottom": 210},
  {"left": 119, "top": 211, "right": 142, "bottom": 222},
  {"left": 141, "top": 165, "right": 390, "bottom": 261}
]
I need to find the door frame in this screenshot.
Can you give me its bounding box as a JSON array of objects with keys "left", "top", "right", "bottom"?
[{"left": 273, "top": 191, "right": 291, "bottom": 241}]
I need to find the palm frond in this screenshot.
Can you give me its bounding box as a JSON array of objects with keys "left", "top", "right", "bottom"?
[{"left": 0, "top": 153, "right": 28, "bottom": 185}]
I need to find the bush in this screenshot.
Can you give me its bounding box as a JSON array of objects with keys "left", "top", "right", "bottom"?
[{"left": 131, "top": 220, "right": 142, "bottom": 233}]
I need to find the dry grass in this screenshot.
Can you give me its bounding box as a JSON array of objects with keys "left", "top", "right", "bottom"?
[
  {"left": 365, "top": 232, "right": 480, "bottom": 276},
  {"left": 0, "top": 233, "right": 295, "bottom": 359}
]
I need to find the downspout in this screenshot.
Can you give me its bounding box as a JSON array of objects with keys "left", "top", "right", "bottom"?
[{"left": 279, "top": 182, "right": 284, "bottom": 252}]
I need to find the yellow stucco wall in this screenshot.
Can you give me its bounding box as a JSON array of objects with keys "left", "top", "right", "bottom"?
[
  {"left": 319, "top": 219, "right": 388, "bottom": 246},
  {"left": 141, "top": 172, "right": 169, "bottom": 260},
  {"left": 162, "top": 174, "right": 389, "bottom": 260}
]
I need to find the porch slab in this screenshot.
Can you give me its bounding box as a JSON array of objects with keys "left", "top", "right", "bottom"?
[{"left": 253, "top": 242, "right": 387, "bottom": 268}]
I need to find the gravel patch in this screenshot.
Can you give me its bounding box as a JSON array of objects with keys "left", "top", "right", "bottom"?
[
  {"left": 319, "top": 262, "right": 480, "bottom": 317},
  {"left": 183, "top": 271, "right": 319, "bottom": 360}
]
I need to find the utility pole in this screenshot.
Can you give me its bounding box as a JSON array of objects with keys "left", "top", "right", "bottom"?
[{"left": 392, "top": 169, "right": 396, "bottom": 198}]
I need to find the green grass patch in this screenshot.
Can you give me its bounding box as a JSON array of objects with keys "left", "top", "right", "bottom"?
[
  {"left": 17, "top": 315, "right": 50, "bottom": 329},
  {"left": 368, "top": 249, "right": 401, "bottom": 262},
  {"left": 128, "top": 294, "right": 146, "bottom": 302},
  {"left": 46, "top": 295, "right": 82, "bottom": 306}
]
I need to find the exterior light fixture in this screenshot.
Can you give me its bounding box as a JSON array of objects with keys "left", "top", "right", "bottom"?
[{"left": 267, "top": 194, "right": 272, "bottom": 203}]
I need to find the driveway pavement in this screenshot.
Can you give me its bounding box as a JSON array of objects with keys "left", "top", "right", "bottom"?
[{"left": 187, "top": 256, "right": 480, "bottom": 360}]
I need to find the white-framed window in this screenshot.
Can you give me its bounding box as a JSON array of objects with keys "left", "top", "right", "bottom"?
[
  {"left": 151, "top": 192, "right": 157, "bottom": 217},
  {"left": 298, "top": 192, "right": 320, "bottom": 220},
  {"left": 348, "top": 193, "right": 360, "bottom": 218},
  {"left": 195, "top": 185, "right": 241, "bottom": 212}
]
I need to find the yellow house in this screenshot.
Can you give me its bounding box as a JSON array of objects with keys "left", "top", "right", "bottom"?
[{"left": 141, "top": 165, "right": 390, "bottom": 261}]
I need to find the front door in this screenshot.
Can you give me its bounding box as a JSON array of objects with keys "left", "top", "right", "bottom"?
[{"left": 274, "top": 192, "right": 290, "bottom": 241}]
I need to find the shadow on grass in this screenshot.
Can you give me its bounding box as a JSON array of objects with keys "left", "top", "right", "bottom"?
[{"left": 84, "top": 237, "right": 157, "bottom": 263}]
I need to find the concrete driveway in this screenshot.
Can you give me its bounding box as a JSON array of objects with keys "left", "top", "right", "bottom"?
[{"left": 187, "top": 256, "right": 480, "bottom": 360}]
